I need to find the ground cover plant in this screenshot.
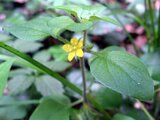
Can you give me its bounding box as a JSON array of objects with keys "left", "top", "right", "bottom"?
[{"left": 0, "top": 0, "right": 160, "bottom": 120}]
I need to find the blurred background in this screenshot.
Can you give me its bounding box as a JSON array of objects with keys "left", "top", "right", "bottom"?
[{"left": 0, "top": 0, "right": 160, "bottom": 120}]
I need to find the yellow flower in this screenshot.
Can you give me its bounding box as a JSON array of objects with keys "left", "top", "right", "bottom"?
[{"left": 62, "top": 38, "right": 84, "bottom": 61}]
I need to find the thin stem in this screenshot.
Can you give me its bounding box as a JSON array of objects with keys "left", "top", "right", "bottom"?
[
  {"left": 80, "top": 58, "right": 88, "bottom": 103},
  {"left": 136, "top": 99, "right": 154, "bottom": 120},
  {"left": 80, "top": 30, "right": 88, "bottom": 104},
  {"left": 0, "top": 42, "right": 112, "bottom": 119},
  {"left": 57, "top": 35, "right": 69, "bottom": 43},
  {"left": 71, "top": 98, "right": 83, "bottom": 107},
  {"left": 147, "top": 0, "right": 157, "bottom": 49},
  {"left": 158, "top": 5, "right": 160, "bottom": 46}
]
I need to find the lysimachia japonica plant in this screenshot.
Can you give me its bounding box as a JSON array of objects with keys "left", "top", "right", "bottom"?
[{"left": 0, "top": 2, "right": 155, "bottom": 120}]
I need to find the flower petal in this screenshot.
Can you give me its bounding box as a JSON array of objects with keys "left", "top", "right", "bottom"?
[
  {"left": 68, "top": 51, "right": 76, "bottom": 61},
  {"left": 71, "top": 38, "right": 78, "bottom": 46},
  {"left": 62, "top": 44, "right": 72, "bottom": 52},
  {"left": 76, "top": 49, "right": 84, "bottom": 57},
  {"left": 78, "top": 40, "right": 83, "bottom": 48}
]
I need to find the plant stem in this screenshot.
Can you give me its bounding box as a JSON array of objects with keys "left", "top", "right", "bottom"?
[
  {"left": 136, "top": 99, "right": 154, "bottom": 120},
  {"left": 0, "top": 42, "right": 82, "bottom": 95},
  {"left": 0, "top": 42, "right": 112, "bottom": 119},
  {"left": 80, "top": 30, "right": 88, "bottom": 104},
  {"left": 71, "top": 98, "right": 83, "bottom": 107},
  {"left": 57, "top": 35, "right": 69, "bottom": 43},
  {"left": 147, "top": 0, "right": 157, "bottom": 49},
  {"left": 158, "top": 5, "right": 160, "bottom": 47},
  {"left": 80, "top": 58, "right": 88, "bottom": 103}
]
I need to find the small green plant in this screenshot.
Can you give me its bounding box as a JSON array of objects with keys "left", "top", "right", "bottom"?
[{"left": 0, "top": 0, "right": 159, "bottom": 120}]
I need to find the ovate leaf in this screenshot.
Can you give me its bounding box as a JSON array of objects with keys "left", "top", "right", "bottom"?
[
  {"left": 30, "top": 95, "right": 70, "bottom": 120},
  {"left": 0, "top": 60, "right": 13, "bottom": 96},
  {"left": 35, "top": 75, "right": 64, "bottom": 96},
  {"left": 89, "top": 49, "right": 154, "bottom": 100},
  {"left": 8, "top": 75, "right": 35, "bottom": 95},
  {"left": 4, "top": 17, "right": 51, "bottom": 41}
]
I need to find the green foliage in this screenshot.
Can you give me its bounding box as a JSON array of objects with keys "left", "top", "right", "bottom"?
[
  {"left": 8, "top": 75, "right": 35, "bottom": 95},
  {"left": 49, "top": 45, "right": 68, "bottom": 61},
  {"left": 12, "top": 40, "right": 42, "bottom": 53},
  {"left": 141, "top": 50, "right": 160, "bottom": 81},
  {"left": 111, "top": 114, "right": 136, "bottom": 120},
  {"left": 35, "top": 75, "right": 64, "bottom": 96},
  {"left": 0, "top": 1, "right": 158, "bottom": 120},
  {"left": 4, "top": 16, "right": 94, "bottom": 42},
  {"left": 45, "top": 61, "right": 71, "bottom": 72},
  {"left": 126, "top": 109, "right": 149, "bottom": 120},
  {"left": 89, "top": 47, "right": 154, "bottom": 100},
  {"left": 30, "top": 95, "right": 70, "bottom": 120},
  {"left": 4, "top": 17, "right": 51, "bottom": 41},
  {"left": 53, "top": 4, "right": 119, "bottom": 25},
  {"left": 0, "top": 96, "right": 26, "bottom": 120},
  {"left": 0, "top": 60, "right": 13, "bottom": 96},
  {"left": 92, "top": 87, "right": 122, "bottom": 109}
]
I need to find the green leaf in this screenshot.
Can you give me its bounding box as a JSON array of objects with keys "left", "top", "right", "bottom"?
[
  {"left": 8, "top": 75, "right": 35, "bottom": 95},
  {"left": 141, "top": 50, "right": 160, "bottom": 81},
  {"left": 48, "top": 16, "right": 74, "bottom": 38},
  {"left": 0, "top": 33, "right": 12, "bottom": 42},
  {"left": 49, "top": 45, "right": 68, "bottom": 61},
  {"left": 126, "top": 109, "right": 149, "bottom": 120},
  {"left": 33, "top": 50, "right": 51, "bottom": 62},
  {"left": 35, "top": 75, "right": 64, "bottom": 96},
  {"left": 12, "top": 40, "right": 42, "bottom": 53},
  {"left": 45, "top": 61, "right": 71, "bottom": 72},
  {"left": 91, "top": 86, "right": 122, "bottom": 109},
  {"left": 89, "top": 49, "right": 154, "bottom": 100},
  {"left": 53, "top": 4, "right": 119, "bottom": 25},
  {"left": 54, "top": 4, "right": 105, "bottom": 20},
  {"left": 4, "top": 17, "right": 50, "bottom": 41},
  {"left": 10, "top": 68, "right": 33, "bottom": 77},
  {"left": 111, "top": 114, "right": 136, "bottom": 120},
  {"left": 0, "top": 60, "right": 13, "bottom": 96},
  {"left": 4, "top": 16, "right": 93, "bottom": 41},
  {"left": 67, "top": 21, "right": 93, "bottom": 32},
  {"left": 89, "top": 16, "right": 120, "bottom": 26},
  {"left": 0, "top": 96, "right": 26, "bottom": 120},
  {"left": 30, "top": 95, "right": 70, "bottom": 120}
]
